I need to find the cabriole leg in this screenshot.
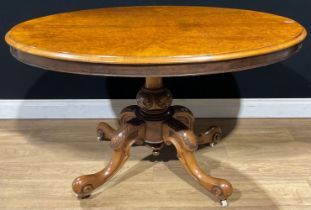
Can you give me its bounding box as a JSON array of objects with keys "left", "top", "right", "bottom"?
[
  {"left": 163, "top": 119, "right": 233, "bottom": 206},
  {"left": 73, "top": 118, "right": 145, "bottom": 198}
]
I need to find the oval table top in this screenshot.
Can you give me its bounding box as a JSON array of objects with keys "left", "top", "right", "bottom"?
[{"left": 5, "top": 6, "right": 307, "bottom": 77}]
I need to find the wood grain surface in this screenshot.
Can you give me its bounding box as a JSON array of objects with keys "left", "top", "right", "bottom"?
[
  {"left": 5, "top": 6, "right": 307, "bottom": 65},
  {"left": 1, "top": 119, "right": 311, "bottom": 209}
]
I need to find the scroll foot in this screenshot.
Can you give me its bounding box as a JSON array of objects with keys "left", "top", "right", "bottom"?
[{"left": 197, "top": 126, "right": 222, "bottom": 146}]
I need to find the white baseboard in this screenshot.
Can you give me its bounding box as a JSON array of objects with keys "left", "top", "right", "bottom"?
[{"left": 0, "top": 99, "right": 311, "bottom": 119}]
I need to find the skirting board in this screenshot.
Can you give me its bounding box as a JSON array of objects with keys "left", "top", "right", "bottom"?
[{"left": 0, "top": 99, "right": 311, "bottom": 119}]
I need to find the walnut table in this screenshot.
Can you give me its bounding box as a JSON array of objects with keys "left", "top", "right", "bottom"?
[{"left": 5, "top": 6, "right": 307, "bottom": 206}]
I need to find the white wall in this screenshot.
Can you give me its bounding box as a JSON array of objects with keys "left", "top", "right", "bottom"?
[{"left": 1, "top": 99, "right": 311, "bottom": 119}]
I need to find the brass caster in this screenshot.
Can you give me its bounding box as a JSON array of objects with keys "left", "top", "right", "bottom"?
[{"left": 220, "top": 199, "right": 228, "bottom": 207}]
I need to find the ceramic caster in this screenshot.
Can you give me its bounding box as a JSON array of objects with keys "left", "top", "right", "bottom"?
[
  {"left": 97, "top": 130, "right": 104, "bottom": 141},
  {"left": 152, "top": 150, "right": 160, "bottom": 156},
  {"left": 76, "top": 193, "right": 91, "bottom": 199},
  {"left": 220, "top": 199, "right": 228, "bottom": 207},
  {"left": 210, "top": 142, "right": 216, "bottom": 148}
]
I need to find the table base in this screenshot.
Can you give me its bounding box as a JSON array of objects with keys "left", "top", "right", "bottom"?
[{"left": 72, "top": 78, "right": 233, "bottom": 206}]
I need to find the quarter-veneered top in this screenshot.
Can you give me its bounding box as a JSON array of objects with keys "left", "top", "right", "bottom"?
[{"left": 5, "top": 6, "right": 307, "bottom": 65}]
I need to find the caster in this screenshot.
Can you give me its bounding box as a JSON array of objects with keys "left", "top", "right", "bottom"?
[
  {"left": 152, "top": 150, "right": 160, "bottom": 156},
  {"left": 97, "top": 130, "right": 105, "bottom": 141},
  {"left": 210, "top": 142, "right": 216, "bottom": 148},
  {"left": 146, "top": 142, "right": 164, "bottom": 157},
  {"left": 96, "top": 122, "right": 116, "bottom": 141},
  {"left": 76, "top": 193, "right": 91, "bottom": 199},
  {"left": 220, "top": 199, "right": 228, "bottom": 207}
]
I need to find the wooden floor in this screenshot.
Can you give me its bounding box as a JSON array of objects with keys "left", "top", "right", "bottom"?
[{"left": 0, "top": 119, "right": 311, "bottom": 210}]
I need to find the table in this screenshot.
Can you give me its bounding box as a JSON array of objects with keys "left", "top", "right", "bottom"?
[{"left": 5, "top": 6, "right": 307, "bottom": 206}]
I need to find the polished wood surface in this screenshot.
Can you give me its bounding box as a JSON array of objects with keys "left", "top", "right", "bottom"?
[
  {"left": 145, "top": 77, "right": 163, "bottom": 89},
  {"left": 6, "top": 6, "right": 306, "bottom": 66},
  {"left": 1, "top": 119, "right": 311, "bottom": 209},
  {"left": 164, "top": 118, "right": 233, "bottom": 202}
]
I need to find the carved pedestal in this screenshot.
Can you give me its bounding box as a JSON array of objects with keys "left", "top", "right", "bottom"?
[{"left": 72, "top": 78, "right": 233, "bottom": 206}]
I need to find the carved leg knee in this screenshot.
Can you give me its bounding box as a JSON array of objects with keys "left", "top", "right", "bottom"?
[
  {"left": 171, "top": 106, "right": 223, "bottom": 147},
  {"left": 172, "top": 105, "right": 194, "bottom": 130},
  {"left": 120, "top": 105, "right": 138, "bottom": 125}
]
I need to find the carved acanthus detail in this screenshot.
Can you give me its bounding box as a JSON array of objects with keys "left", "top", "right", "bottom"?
[
  {"left": 110, "top": 118, "right": 145, "bottom": 150},
  {"left": 136, "top": 87, "right": 172, "bottom": 112}
]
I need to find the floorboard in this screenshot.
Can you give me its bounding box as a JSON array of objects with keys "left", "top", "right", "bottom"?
[{"left": 0, "top": 119, "right": 310, "bottom": 210}]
